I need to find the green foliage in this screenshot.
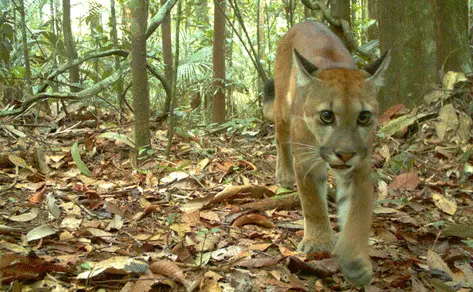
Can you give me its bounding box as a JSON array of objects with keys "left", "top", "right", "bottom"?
[
  {"left": 210, "top": 117, "right": 259, "bottom": 135},
  {"left": 71, "top": 141, "right": 92, "bottom": 177},
  {"left": 385, "top": 152, "right": 416, "bottom": 174},
  {"left": 462, "top": 148, "right": 473, "bottom": 162}
]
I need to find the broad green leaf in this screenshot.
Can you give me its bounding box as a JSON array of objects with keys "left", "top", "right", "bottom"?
[
  {"left": 98, "top": 132, "right": 135, "bottom": 148},
  {"left": 71, "top": 141, "right": 92, "bottom": 177},
  {"left": 378, "top": 112, "right": 429, "bottom": 138}
]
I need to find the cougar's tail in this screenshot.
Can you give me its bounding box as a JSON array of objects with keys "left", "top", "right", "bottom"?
[{"left": 262, "top": 79, "right": 275, "bottom": 122}]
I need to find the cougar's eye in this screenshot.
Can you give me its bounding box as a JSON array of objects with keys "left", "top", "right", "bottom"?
[
  {"left": 358, "top": 111, "right": 372, "bottom": 125},
  {"left": 319, "top": 110, "right": 334, "bottom": 125}
]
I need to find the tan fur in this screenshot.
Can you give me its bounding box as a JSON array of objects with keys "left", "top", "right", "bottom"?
[{"left": 266, "top": 21, "right": 390, "bottom": 287}]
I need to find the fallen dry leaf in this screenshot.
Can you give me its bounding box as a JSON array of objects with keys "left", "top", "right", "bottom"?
[
  {"left": 432, "top": 193, "right": 457, "bottom": 215},
  {"left": 0, "top": 253, "right": 68, "bottom": 283},
  {"left": 379, "top": 104, "right": 405, "bottom": 125},
  {"left": 4, "top": 208, "right": 39, "bottom": 222},
  {"left": 234, "top": 257, "right": 280, "bottom": 268},
  {"left": 436, "top": 104, "right": 458, "bottom": 141},
  {"left": 26, "top": 224, "right": 57, "bottom": 242},
  {"left": 199, "top": 271, "right": 223, "bottom": 292},
  {"left": 427, "top": 249, "right": 455, "bottom": 280},
  {"left": 389, "top": 172, "right": 419, "bottom": 190},
  {"left": 149, "top": 260, "right": 189, "bottom": 289},
  {"left": 231, "top": 213, "right": 275, "bottom": 228}
]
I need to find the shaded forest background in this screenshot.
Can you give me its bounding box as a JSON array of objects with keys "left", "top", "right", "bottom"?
[
  {"left": 0, "top": 0, "right": 473, "bottom": 291},
  {"left": 0, "top": 0, "right": 472, "bottom": 147}
]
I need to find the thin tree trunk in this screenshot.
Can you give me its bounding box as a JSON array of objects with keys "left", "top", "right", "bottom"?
[
  {"left": 433, "top": 0, "right": 472, "bottom": 73},
  {"left": 110, "top": 0, "right": 123, "bottom": 109},
  {"left": 165, "top": 0, "right": 182, "bottom": 157},
  {"left": 212, "top": 0, "right": 226, "bottom": 124},
  {"left": 161, "top": 0, "right": 173, "bottom": 116},
  {"left": 19, "top": 0, "right": 31, "bottom": 84},
  {"left": 130, "top": 0, "right": 150, "bottom": 159},
  {"left": 122, "top": 6, "right": 132, "bottom": 46},
  {"left": 63, "top": 0, "right": 80, "bottom": 92},
  {"left": 330, "top": 0, "right": 351, "bottom": 48},
  {"left": 367, "top": 0, "right": 378, "bottom": 41}
]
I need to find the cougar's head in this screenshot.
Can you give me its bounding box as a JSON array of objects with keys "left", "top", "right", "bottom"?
[{"left": 293, "top": 50, "right": 390, "bottom": 172}]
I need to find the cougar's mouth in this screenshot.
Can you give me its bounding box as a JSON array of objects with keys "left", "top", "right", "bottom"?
[{"left": 329, "top": 164, "right": 351, "bottom": 170}]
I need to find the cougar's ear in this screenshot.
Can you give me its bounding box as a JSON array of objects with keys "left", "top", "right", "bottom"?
[
  {"left": 293, "top": 49, "right": 319, "bottom": 87},
  {"left": 365, "top": 50, "right": 391, "bottom": 87}
]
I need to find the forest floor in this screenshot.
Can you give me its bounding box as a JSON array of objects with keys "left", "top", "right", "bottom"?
[{"left": 1, "top": 74, "right": 473, "bottom": 291}]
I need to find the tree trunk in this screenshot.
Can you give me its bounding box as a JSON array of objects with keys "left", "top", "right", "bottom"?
[
  {"left": 122, "top": 6, "right": 132, "bottom": 46},
  {"left": 161, "top": 0, "right": 173, "bottom": 116},
  {"left": 284, "top": 0, "right": 295, "bottom": 28},
  {"left": 212, "top": 0, "right": 226, "bottom": 124},
  {"left": 367, "top": 0, "right": 378, "bottom": 41},
  {"left": 19, "top": 0, "right": 31, "bottom": 84},
  {"left": 433, "top": 0, "right": 472, "bottom": 73},
  {"left": 130, "top": 0, "right": 151, "bottom": 158},
  {"left": 257, "top": 0, "right": 265, "bottom": 108},
  {"left": 110, "top": 0, "right": 123, "bottom": 108},
  {"left": 330, "top": 0, "right": 350, "bottom": 47},
  {"left": 63, "top": 0, "right": 80, "bottom": 92},
  {"left": 378, "top": 0, "right": 437, "bottom": 109}
]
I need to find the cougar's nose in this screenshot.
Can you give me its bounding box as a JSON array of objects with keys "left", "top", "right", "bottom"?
[{"left": 335, "top": 151, "right": 356, "bottom": 163}]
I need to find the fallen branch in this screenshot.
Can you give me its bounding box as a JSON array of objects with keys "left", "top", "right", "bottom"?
[
  {"left": 147, "top": 64, "right": 171, "bottom": 121},
  {"left": 38, "top": 49, "right": 129, "bottom": 93},
  {"left": 0, "top": 67, "right": 129, "bottom": 117},
  {"left": 240, "top": 193, "right": 300, "bottom": 211},
  {"left": 301, "top": 0, "right": 375, "bottom": 61}
]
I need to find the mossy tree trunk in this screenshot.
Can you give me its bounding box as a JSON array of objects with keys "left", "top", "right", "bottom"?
[
  {"left": 378, "top": 0, "right": 437, "bottom": 109},
  {"left": 212, "top": 0, "right": 226, "bottom": 124},
  {"left": 63, "top": 0, "right": 80, "bottom": 92},
  {"left": 130, "top": 0, "right": 151, "bottom": 159},
  {"left": 433, "top": 0, "right": 472, "bottom": 73},
  {"left": 161, "top": 0, "right": 173, "bottom": 116}
]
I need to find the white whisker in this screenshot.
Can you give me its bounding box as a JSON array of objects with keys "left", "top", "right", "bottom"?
[
  {"left": 296, "top": 152, "right": 322, "bottom": 165},
  {"left": 303, "top": 160, "right": 324, "bottom": 184}
]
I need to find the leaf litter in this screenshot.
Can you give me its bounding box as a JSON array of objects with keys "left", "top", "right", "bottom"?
[{"left": 0, "top": 74, "right": 473, "bottom": 291}]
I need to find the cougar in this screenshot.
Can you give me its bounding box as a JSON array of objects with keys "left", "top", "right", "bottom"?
[{"left": 263, "top": 21, "right": 390, "bottom": 286}]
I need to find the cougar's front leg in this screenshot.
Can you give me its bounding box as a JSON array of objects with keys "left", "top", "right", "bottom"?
[
  {"left": 275, "top": 118, "right": 295, "bottom": 188},
  {"left": 292, "top": 138, "right": 333, "bottom": 253},
  {"left": 334, "top": 166, "right": 374, "bottom": 286}
]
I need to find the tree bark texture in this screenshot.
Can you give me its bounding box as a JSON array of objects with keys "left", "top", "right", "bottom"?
[
  {"left": 63, "top": 0, "right": 80, "bottom": 92},
  {"left": 130, "top": 0, "right": 151, "bottom": 156},
  {"left": 146, "top": 0, "right": 178, "bottom": 39},
  {"left": 212, "top": 0, "right": 226, "bottom": 124},
  {"left": 110, "top": 0, "right": 124, "bottom": 107},
  {"left": 433, "top": 0, "right": 472, "bottom": 73},
  {"left": 367, "top": 0, "right": 378, "bottom": 41},
  {"left": 161, "top": 0, "right": 173, "bottom": 116},
  {"left": 19, "top": 0, "right": 31, "bottom": 82},
  {"left": 378, "top": 0, "right": 437, "bottom": 109}
]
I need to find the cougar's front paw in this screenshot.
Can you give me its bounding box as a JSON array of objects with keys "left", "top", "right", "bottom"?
[
  {"left": 339, "top": 256, "right": 372, "bottom": 287},
  {"left": 297, "top": 238, "right": 334, "bottom": 254}
]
